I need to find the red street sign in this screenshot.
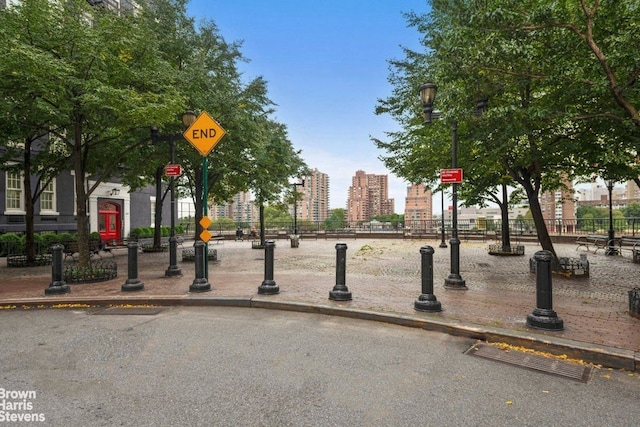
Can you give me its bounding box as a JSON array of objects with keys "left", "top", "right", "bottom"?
[
  {"left": 440, "top": 168, "right": 463, "bottom": 184},
  {"left": 165, "top": 164, "right": 182, "bottom": 177}
]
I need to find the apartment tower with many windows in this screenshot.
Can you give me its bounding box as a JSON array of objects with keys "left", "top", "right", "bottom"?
[{"left": 346, "top": 170, "right": 394, "bottom": 222}]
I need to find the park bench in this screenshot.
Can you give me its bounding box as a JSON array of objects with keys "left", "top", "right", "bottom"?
[
  {"left": 211, "top": 235, "right": 225, "bottom": 244},
  {"left": 324, "top": 229, "right": 356, "bottom": 239},
  {"left": 299, "top": 231, "right": 318, "bottom": 240},
  {"left": 575, "top": 235, "right": 610, "bottom": 253},
  {"left": 403, "top": 230, "right": 439, "bottom": 240},
  {"left": 460, "top": 229, "right": 487, "bottom": 242},
  {"left": 616, "top": 237, "right": 640, "bottom": 263}
]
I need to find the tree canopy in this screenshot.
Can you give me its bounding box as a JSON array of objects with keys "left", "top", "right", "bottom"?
[
  {"left": 1, "top": 0, "right": 305, "bottom": 263},
  {"left": 374, "top": 0, "right": 640, "bottom": 258}
]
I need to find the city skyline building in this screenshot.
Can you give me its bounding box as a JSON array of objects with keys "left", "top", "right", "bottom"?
[
  {"left": 346, "top": 170, "right": 394, "bottom": 223},
  {"left": 404, "top": 183, "right": 432, "bottom": 228},
  {"left": 295, "top": 168, "right": 330, "bottom": 223}
]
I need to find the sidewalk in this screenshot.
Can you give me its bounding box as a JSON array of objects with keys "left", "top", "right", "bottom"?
[{"left": 1, "top": 238, "right": 638, "bottom": 371}]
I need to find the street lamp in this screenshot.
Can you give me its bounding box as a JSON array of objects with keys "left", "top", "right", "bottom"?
[
  {"left": 150, "top": 110, "right": 197, "bottom": 277},
  {"left": 605, "top": 179, "right": 618, "bottom": 256},
  {"left": 292, "top": 179, "right": 305, "bottom": 235},
  {"left": 420, "top": 83, "right": 466, "bottom": 290}
]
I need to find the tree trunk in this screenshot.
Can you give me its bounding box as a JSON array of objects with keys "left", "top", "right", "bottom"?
[
  {"left": 500, "top": 183, "right": 512, "bottom": 252},
  {"left": 153, "top": 166, "right": 163, "bottom": 248},
  {"left": 23, "top": 137, "right": 36, "bottom": 262},
  {"left": 73, "top": 121, "right": 91, "bottom": 267},
  {"left": 519, "top": 171, "right": 557, "bottom": 259}
]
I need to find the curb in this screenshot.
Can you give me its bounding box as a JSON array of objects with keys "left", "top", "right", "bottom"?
[{"left": 1, "top": 295, "right": 638, "bottom": 372}]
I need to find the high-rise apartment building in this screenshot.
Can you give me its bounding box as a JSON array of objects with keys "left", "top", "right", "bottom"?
[
  {"left": 210, "top": 191, "right": 257, "bottom": 224},
  {"left": 346, "top": 170, "right": 394, "bottom": 222},
  {"left": 404, "top": 184, "right": 432, "bottom": 227},
  {"left": 295, "top": 168, "right": 330, "bottom": 223},
  {"left": 539, "top": 181, "right": 576, "bottom": 221}
]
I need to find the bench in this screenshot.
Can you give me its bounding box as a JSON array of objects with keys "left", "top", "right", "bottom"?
[
  {"left": 324, "top": 229, "right": 357, "bottom": 239},
  {"left": 460, "top": 229, "right": 487, "bottom": 242},
  {"left": 617, "top": 237, "right": 640, "bottom": 263},
  {"left": 403, "top": 230, "right": 440, "bottom": 240},
  {"left": 136, "top": 236, "right": 185, "bottom": 252},
  {"left": 575, "top": 235, "right": 610, "bottom": 253}
]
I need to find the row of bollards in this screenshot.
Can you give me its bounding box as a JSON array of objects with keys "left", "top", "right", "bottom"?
[
  {"left": 254, "top": 242, "right": 562, "bottom": 331},
  {"left": 44, "top": 241, "right": 563, "bottom": 332}
]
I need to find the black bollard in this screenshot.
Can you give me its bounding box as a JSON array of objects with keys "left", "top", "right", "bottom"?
[
  {"left": 189, "top": 241, "right": 211, "bottom": 292},
  {"left": 414, "top": 246, "right": 442, "bottom": 312},
  {"left": 122, "top": 242, "right": 144, "bottom": 292},
  {"left": 258, "top": 240, "right": 279, "bottom": 295},
  {"left": 526, "top": 250, "right": 564, "bottom": 330},
  {"left": 45, "top": 244, "right": 70, "bottom": 295},
  {"left": 329, "top": 243, "right": 352, "bottom": 301}
]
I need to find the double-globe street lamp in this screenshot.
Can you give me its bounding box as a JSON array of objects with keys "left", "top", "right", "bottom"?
[
  {"left": 150, "top": 110, "right": 197, "bottom": 277},
  {"left": 420, "top": 83, "right": 486, "bottom": 290}
]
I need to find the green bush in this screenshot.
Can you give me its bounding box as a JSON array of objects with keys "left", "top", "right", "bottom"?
[
  {"left": 0, "top": 233, "right": 24, "bottom": 256},
  {"left": 129, "top": 228, "right": 143, "bottom": 239},
  {"left": 39, "top": 232, "right": 60, "bottom": 247},
  {"left": 57, "top": 232, "right": 76, "bottom": 243}
]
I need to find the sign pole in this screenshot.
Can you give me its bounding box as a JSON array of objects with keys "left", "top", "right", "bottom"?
[
  {"left": 203, "top": 156, "right": 209, "bottom": 280},
  {"left": 183, "top": 110, "right": 226, "bottom": 283}
]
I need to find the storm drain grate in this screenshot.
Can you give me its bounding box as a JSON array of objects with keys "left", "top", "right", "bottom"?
[
  {"left": 92, "top": 307, "right": 165, "bottom": 316},
  {"left": 465, "top": 343, "right": 593, "bottom": 383}
]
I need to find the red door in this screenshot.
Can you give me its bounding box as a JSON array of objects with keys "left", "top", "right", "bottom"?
[{"left": 98, "top": 202, "right": 121, "bottom": 243}]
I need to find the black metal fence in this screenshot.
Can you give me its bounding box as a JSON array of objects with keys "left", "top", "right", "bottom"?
[{"left": 205, "top": 217, "right": 640, "bottom": 238}]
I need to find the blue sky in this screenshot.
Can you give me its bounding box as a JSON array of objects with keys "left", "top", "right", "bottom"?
[{"left": 186, "top": 0, "right": 431, "bottom": 214}]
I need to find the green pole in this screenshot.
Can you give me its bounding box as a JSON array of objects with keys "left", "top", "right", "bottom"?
[{"left": 203, "top": 156, "right": 209, "bottom": 280}]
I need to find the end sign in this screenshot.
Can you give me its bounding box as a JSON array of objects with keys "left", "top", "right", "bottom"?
[
  {"left": 183, "top": 111, "right": 226, "bottom": 156},
  {"left": 440, "top": 168, "right": 463, "bottom": 184}
]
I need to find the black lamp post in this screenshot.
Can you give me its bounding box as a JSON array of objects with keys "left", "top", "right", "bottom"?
[
  {"left": 292, "top": 179, "right": 305, "bottom": 235},
  {"left": 439, "top": 188, "right": 447, "bottom": 248},
  {"left": 605, "top": 179, "right": 618, "bottom": 256},
  {"left": 420, "top": 83, "right": 466, "bottom": 290},
  {"left": 150, "top": 110, "right": 197, "bottom": 277}
]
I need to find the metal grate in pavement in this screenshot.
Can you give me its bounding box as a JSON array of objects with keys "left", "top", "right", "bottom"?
[
  {"left": 465, "top": 343, "right": 593, "bottom": 383},
  {"left": 92, "top": 307, "right": 165, "bottom": 316}
]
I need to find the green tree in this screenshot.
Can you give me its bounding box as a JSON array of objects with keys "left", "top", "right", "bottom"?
[
  {"left": 374, "top": 0, "right": 640, "bottom": 259},
  {"left": 370, "top": 213, "right": 404, "bottom": 228},
  {"left": 1, "top": 0, "right": 184, "bottom": 266},
  {"left": 323, "top": 208, "right": 346, "bottom": 230},
  {"left": 624, "top": 202, "right": 640, "bottom": 219}
]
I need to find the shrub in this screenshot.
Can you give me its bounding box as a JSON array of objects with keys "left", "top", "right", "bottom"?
[
  {"left": 57, "top": 232, "right": 75, "bottom": 242},
  {"left": 0, "top": 233, "right": 24, "bottom": 256}
]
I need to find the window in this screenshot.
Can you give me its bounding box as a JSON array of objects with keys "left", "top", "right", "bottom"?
[
  {"left": 5, "top": 170, "right": 24, "bottom": 213},
  {"left": 40, "top": 179, "right": 57, "bottom": 214}
]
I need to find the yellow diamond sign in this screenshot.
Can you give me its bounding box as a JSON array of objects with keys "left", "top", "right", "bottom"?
[
  {"left": 199, "top": 216, "right": 212, "bottom": 243},
  {"left": 199, "top": 216, "right": 212, "bottom": 229},
  {"left": 200, "top": 230, "right": 212, "bottom": 243},
  {"left": 183, "top": 111, "right": 226, "bottom": 156}
]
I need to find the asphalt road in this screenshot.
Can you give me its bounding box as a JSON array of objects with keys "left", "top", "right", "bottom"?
[{"left": 0, "top": 307, "right": 638, "bottom": 426}]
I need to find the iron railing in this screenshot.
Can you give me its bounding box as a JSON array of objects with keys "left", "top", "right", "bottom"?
[{"left": 203, "top": 217, "right": 640, "bottom": 238}]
